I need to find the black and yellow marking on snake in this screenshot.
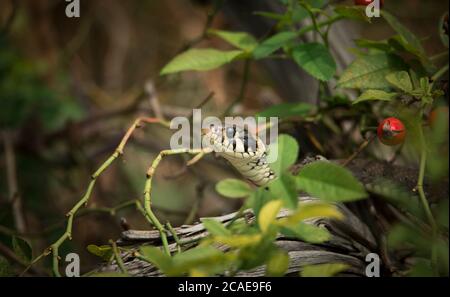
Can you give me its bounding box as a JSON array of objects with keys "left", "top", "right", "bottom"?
[{"left": 203, "top": 125, "right": 275, "bottom": 186}]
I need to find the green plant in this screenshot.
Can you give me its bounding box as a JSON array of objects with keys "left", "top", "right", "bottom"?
[{"left": 21, "top": 0, "right": 448, "bottom": 277}]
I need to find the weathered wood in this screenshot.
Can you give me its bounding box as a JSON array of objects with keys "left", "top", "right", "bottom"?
[
  {"left": 96, "top": 196, "right": 375, "bottom": 277},
  {"left": 94, "top": 159, "right": 446, "bottom": 276}
]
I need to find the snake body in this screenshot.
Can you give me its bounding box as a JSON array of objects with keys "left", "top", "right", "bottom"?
[{"left": 203, "top": 125, "right": 275, "bottom": 186}]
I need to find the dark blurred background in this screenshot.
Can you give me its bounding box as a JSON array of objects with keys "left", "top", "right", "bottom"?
[{"left": 0, "top": 0, "right": 448, "bottom": 274}]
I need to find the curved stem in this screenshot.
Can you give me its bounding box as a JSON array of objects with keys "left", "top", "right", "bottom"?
[
  {"left": 110, "top": 240, "right": 128, "bottom": 274},
  {"left": 298, "top": 1, "right": 329, "bottom": 46},
  {"left": 416, "top": 119, "right": 438, "bottom": 275},
  {"left": 24, "top": 117, "right": 168, "bottom": 277},
  {"left": 431, "top": 64, "right": 449, "bottom": 82},
  {"left": 143, "top": 148, "right": 207, "bottom": 256},
  {"left": 430, "top": 51, "right": 449, "bottom": 62},
  {"left": 166, "top": 222, "right": 182, "bottom": 254},
  {"left": 223, "top": 59, "right": 251, "bottom": 116}
]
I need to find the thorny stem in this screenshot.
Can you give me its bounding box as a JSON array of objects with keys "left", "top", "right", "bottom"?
[
  {"left": 0, "top": 199, "right": 142, "bottom": 239},
  {"left": 24, "top": 117, "right": 168, "bottom": 277},
  {"left": 82, "top": 200, "right": 137, "bottom": 217},
  {"left": 19, "top": 249, "right": 51, "bottom": 277},
  {"left": 226, "top": 204, "right": 248, "bottom": 229},
  {"left": 144, "top": 148, "right": 207, "bottom": 256},
  {"left": 416, "top": 120, "right": 438, "bottom": 275},
  {"left": 166, "top": 222, "right": 182, "bottom": 253},
  {"left": 110, "top": 240, "right": 128, "bottom": 274}
]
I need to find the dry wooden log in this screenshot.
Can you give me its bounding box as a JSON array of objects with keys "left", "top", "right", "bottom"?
[
  {"left": 94, "top": 159, "right": 446, "bottom": 276},
  {"left": 95, "top": 196, "right": 376, "bottom": 276}
]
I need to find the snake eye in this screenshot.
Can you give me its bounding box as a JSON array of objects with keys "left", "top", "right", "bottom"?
[{"left": 226, "top": 126, "right": 235, "bottom": 139}]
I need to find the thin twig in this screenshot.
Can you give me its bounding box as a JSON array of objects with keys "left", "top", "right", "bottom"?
[
  {"left": 0, "top": 0, "right": 17, "bottom": 37},
  {"left": 342, "top": 134, "right": 376, "bottom": 167},
  {"left": 110, "top": 240, "right": 128, "bottom": 274},
  {"left": 145, "top": 80, "right": 165, "bottom": 121},
  {"left": 223, "top": 59, "right": 251, "bottom": 116},
  {"left": 176, "top": 0, "right": 223, "bottom": 54},
  {"left": 298, "top": 1, "right": 329, "bottom": 46},
  {"left": 0, "top": 199, "right": 187, "bottom": 239},
  {"left": 416, "top": 119, "right": 438, "bottom": 275},
  {"left": 188, "top": 91, "right": 215, "bottom": 122},
  {"left": 0, "top": 241, "right": 48, "bottom": 276},
  {"left": 183, "top": 181, "right": 206, "bottom": 225},
  {"left": 143, "top": 148, "right": 207, "bottom": 255},
  {"left": 431, "top": 64, "right": 449, "bottom": 83},
  {"left": 305, "top": 126, "right": 325, "bottom": 154},
  {"left": 166, "top": 222, "right": 181, "bottom": 254},
  {"left": 26, "top": 117, "right": 169, "bottom": 276},
  {"left": 2, "top": 130, "right": 26, "bottom": 233}
]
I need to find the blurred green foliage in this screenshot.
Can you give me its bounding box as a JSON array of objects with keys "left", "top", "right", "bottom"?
[{"left": 0, "top": 37, "right": 83, "bottom": 131}]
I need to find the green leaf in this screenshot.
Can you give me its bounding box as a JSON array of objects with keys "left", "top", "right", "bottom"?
[
  {"left": 407, "top": 258, "right": 434, "bottom": 277},
  {"left": 253, "top": 11, "right": 286, "bottom": 21},
  {"left": 253, "top": 31, "right": 297, "bottom": 59},
  {"left": 278, "top": 202, "right": 343, "bottom": 227},
  {"left": 139, "top": 246, "right": 172, "bottom": 272},
  {"left": 387, "top": 224, "right": 430, "bottom": 254},
  {"left": 334, "top": 6, "right": 370, "bottom": 22},
  {"left": 435, "top": 240, "right": 449, "bottom": 275},
  {"left": 268, "top": 134, "right": 299, "bottom": 176},
  {"left": 338, "top": 53, "right": 407, "bottom": 89},
  {"left": 266, "top": 250, "right": 289, "bottom": 276},
  {"left": 365, "top": 179, "right": 424, "bottom": 219},
  {"left": 286, "top": 0, "right": 326, "bottom": 23},
  {"left": 268, "top": 173, "right": 298, "bottom": 209},
  {"left": 258, "top": 200, "right": 283, "bottom": 233},
  {"left": 296, "top": 161, "right": 368, "bottom": 202},
  {"left": 292, "top": 43, "right": 336, "bottom": 81},
  {"left": 202, "top": 219, "right": 231, "bottom": 237},
  {"left": 168, "top": 246, "right": 231, "bottom": 276},
  {"left": 355, "top": 38, "right": 392, "bottom": 52},
  {"left": 172, "top": 246, "right": 224, "bottom": 270},
  {"left": 352, "top": 90, "right": 397, "bottom": 104},
  {"left": 301, "top": 263, "right": 349, "bottom": 277},
  {"left": 436, "top": 194, "right": 449, "bottom": 229},
  {"left": 160, "top": 49, "right": 244, "bottom": 75},
  {"left": 208, "top": 30, "right": 258, "bottom": 52},
  {"left": 215, "top": 178, "right": 253, "bottom": 198},
  {"left": 87, "top": 244, "right": 112, "bottom": 261},
  {"left": 387, "top": 35, "right": 428, "bottom": 64},
  {"left": 426, "top": 110, "right": 450, "bottom": 181},
  {"left": 237, "top": 237, "right": 277, "bottom": 270},
  {"left": 257, "top": 102, "right": 316, "bottom": 118},
  {"left": 382, "top": 11, "right": 425, "bottom": 56},
  {"left": 250, "top": 187, "right": 275, "bottom": 219},
  {"left": 213, "top": 234, "right": 262, "bottom": 248},
  {"left": 281, "top": 222, "right": 331, "bottom": 244},
  {"left": 385, "top": 71, "right": 413, "bottom": 93},
  {"left": 12, "top": 236, "right": 32, "bottom": 263},
  {"left": 0, "top": 256, "right": 14, "bottom": 277}
]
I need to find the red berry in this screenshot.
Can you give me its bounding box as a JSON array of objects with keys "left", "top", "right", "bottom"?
[
  {"left": 429, "top": 106, "right": 449, "bottom": 128},
  {"left": 377, "top": 117, "right": 406, "bottom": 146},
  {"left": 354, "top": 0, "right": 384, "bottom": 7}
]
